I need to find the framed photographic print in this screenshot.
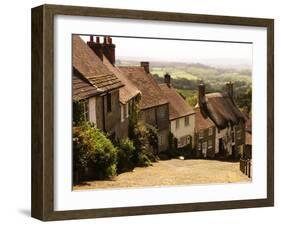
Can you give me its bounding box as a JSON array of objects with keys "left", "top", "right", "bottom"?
[{"left": 31, "top": 4, "right": 274, "bottom": 221}]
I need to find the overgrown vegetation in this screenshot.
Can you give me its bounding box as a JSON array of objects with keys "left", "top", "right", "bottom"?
[
  {"left": 116, "top": 138, "right": 135, "bottom": 173},
  {"left": 73, "top": 97, "right": 160, "bottom": 184},
  {"left": 73, "top": 122, "right": 117, "bottom": 183}
]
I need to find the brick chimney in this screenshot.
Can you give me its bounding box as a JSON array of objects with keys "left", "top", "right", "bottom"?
[
  {"left": 226, "top": 81, "right": 234, "bottom": 98},
  {"left": 87, "top": 35, "right": 103, "bottom": 61},
  {"left": 140, "top": 61, "right": 150, "bottom": 74},
  {"left": 164, "top": 73, "right": 171, "bottom": 87},
  {"left": 198, "top": 81, "right": 205, "bottom": 102},
  {"left": 102, "top": 36, "right": 115, "bottom": 65}
]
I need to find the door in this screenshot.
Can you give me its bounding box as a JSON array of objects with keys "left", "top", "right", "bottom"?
[{"left": 219, "top": 138, "right": 224, "bottom": 156}]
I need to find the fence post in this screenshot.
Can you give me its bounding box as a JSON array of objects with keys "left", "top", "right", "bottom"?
[{"left": 248, "top": 161, "right": 251, "bottom": 178}]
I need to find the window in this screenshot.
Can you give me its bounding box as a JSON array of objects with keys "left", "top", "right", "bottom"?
[
  {"left": 208, "top": 139, "right": 213, "bottom": 149},
  {"left": 202, "top": 142, "right": 207, "bottom": 157},
  {"left": 82, "top": 100, "right": 89, "bottom": 120},
  {"left": 185, "top": 116, "right": 189, "bottom": 126},
  {"left": 158, "top": 134, "right": 164, "bottom": 146},
  {"left": 208, "top": 127, "right": 213, "bottom": 136},
  {"left": 237, "top": 130, "right": 241, "bottom": 140},
  {"left": 106, "top": 93, "right": 112, "bottom": 113},
  {"left": 178, "top": 136, "right": 189, "bottom": 148},
  {"left": 198, "top": 143, "right": 201, "bottom": 151},
  {"left": 199, "top": 130, "right": 204, "bottom": 139},
  {"left": 158, "top": 106, "right": 166, "bottom": 119},
  {"left": 125, "top": 102, "right": 129, "bottom": 118},
  {"left": 176, "top": 119, "right": 180, "bottom": 129},
  {"left": 187, "top": 136, "right": 191, "bottom": 144},
  {"left": 121, "top": 104, "right": 125, "bottom": 122}
]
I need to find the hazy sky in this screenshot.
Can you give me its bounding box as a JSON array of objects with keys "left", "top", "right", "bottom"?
[{"left": 80, "top": 35, "right": 252, "bottom": 68}]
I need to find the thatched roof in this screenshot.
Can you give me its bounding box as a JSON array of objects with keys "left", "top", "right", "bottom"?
[
  {"left": 72, "top": 35, "right": 123, "bottom": 98},
  {"left": 194, "top": 107, "right": 215, "bottom": 132},
  {"left": 119, "top": 66, "right": 168, "bottom": 109},
  {"left": 159, "top": 83, "right": 194, "bottom": 120},
  {"left": 199, "top": 92, "right": 245, "bottom": 129}
]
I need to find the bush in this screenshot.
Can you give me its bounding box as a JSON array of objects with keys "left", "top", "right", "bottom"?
[
  {"left": 73, "top": 122, "right": 117, "bottom": 183},
  {"left": 73, "top": 99, "right": 87, "bottom": 125},
  {"left": 116, "top": 138, "right": 136, "bottom": 173}
]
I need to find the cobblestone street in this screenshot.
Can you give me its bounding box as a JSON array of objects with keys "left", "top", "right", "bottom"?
[{"left": 74, "top": 159, "right": 251, "bottom": 190}]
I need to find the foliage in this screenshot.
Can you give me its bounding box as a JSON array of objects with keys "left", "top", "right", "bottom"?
[
  {"left": 73, "top": 99, "right": 86, "bottom": 125},
  {"left": 127, "top": 101, "right": 156, "bottom": 166},
  {"left": 151, "top": 62, "right": 252, "bottom": 112},
  {"left": 116, "top": 138, "right": 136, "bottom": 173},
  {"left": 131, "top": 122, "right": 152, "bottom": 166},
  {"left": 235, "top": 85, "right": 252, "bottom": 112},
  {"left": 145, "top": 123, "right": 159, "bottom": 154},
  {"left": 73, "top": 122, "right": 117, "bottom": 182}
]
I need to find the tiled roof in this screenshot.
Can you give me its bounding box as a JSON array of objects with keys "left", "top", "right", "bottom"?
[
  {"left": 119, "top": 66, "right": 168, "bottom": 109},
  {"left": 199, "top": 92, "right": 246, "bottom": 129},
  {"left": 103, "top": 56, "right": 141, "bottom": 104},
  {"left": 159, "top": 83, "right": 194, "bottom": 120},
  {"left": 72, "top": 35, "right": 123, "bottom": 94},
  {"left": 72, "top": 68, "right": 102, "bottom": 100},
  {"left": 194, "top": 107, "right": 215, "bottom": 132}
]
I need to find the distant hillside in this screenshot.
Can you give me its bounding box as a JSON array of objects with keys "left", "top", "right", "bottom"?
[{"left": 117, "top": 59, "right": 252, "bottom": 111}]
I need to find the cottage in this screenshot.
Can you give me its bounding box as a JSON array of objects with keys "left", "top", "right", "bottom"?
[
  {"left": 159, "top": 73, "right": 195, "bottom": 149},
  {"left": 197, "top": 82, "right": 246, "bottom": 158},
  {"left": 194, "top": 107, "right": 216, "bottom": 158},
  {"left": 72, "top": 35, "right": 124, "bottom": 139},
  {"left": 119, "top": 62, "right": 170, "bottom": 152},
  {"left": 87, "top": 36, "right": 142, "bottom": 138}
]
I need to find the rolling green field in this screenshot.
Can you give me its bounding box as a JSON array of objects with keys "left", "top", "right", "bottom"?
[
  {"left": 118, "top": 60, "right": 252, "bottom": 111},
  {"left": 151, "top": 67, "right": 198, "bottom": 80}
]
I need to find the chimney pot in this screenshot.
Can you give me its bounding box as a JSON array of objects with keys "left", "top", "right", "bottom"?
[
  {"left": 198, "top": 81, "right": 205, "bottom": 101},
  {"left": 164, "top": 73, "right": 171, "bottom": 87},
  {"left": 90, "top": 35, "right": 94, "bottom": 42},
  {"left": 140, "top": 61, "right": 150, "bottom": 74},
  {"left": 226, "top": 81, "right": 234, "bottom": 98}
]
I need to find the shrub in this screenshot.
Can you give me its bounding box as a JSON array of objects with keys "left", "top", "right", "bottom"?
[
  {"left": 145, "top": 123, "right": 159, "bottom": 155},
  {"left": 116, "top": 138, "right": 136, "bottom": 173},
  {"left": 73, "top": 99, "right": 87, "bottom": 125},
  {"left": 73, "top": 122, "right": 117, "bottom": 183}
]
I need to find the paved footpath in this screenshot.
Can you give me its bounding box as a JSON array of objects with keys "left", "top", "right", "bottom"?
[{"left": 74, "top": 159, "right": 251, "bottom": 190}]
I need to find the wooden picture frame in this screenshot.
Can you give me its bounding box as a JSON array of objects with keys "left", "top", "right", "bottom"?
[{"left": 31, "top": 4, "right": 274, "bottom": 221}]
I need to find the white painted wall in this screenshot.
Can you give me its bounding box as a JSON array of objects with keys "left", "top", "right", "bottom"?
[
  {"left": 170, "top": 114, "right": 195, "bottom": 147},
  {"left": 88, "top": 97, "right": 97, "bottom": 125},
  {"left": 215, "top": 127, "right": 233, "bottom": 155}
]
